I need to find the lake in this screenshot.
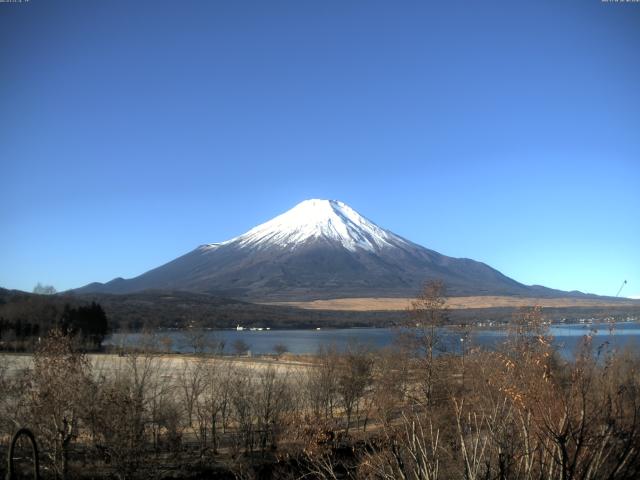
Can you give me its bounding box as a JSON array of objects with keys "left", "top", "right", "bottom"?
[{"left": 105, "top": 321, "right": 640, "bottom": 359}]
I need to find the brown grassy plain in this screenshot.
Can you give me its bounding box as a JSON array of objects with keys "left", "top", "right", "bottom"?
[{"left": 266, "top": 295, "right": 640, "bottom": 311}]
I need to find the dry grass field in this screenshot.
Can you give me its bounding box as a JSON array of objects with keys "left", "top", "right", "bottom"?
[
  {"left": 266, "top": 295, "right": 640, "bottom": 311},
  {"left": 0, "top": 352, "right": 313, "bottom": 378}
]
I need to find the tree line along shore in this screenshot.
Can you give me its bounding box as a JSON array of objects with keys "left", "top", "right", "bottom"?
[{"left": 2, "top": 286, "right": 639, "bottom": 353}]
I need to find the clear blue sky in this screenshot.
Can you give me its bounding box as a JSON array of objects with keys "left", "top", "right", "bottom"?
[{"left": 1, "top": 0, "right": 639, "bottom": 297}]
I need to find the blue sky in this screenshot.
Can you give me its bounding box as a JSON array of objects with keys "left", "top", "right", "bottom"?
[{"left": 1, "top": 0, "right": 639, "bottom": 297}]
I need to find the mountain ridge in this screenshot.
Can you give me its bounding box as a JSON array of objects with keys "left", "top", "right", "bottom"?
[{"left": 73, "top": 199, "right": 606, "bottom": 301}]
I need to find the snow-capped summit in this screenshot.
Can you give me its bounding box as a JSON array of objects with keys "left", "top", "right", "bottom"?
[{"left": 222, "top": 199, "right": 409, "bottom": 252}]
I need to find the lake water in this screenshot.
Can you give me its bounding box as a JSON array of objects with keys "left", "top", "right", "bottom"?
[{"left": 105, "top": 321, "right": 640, "bottom": 358}]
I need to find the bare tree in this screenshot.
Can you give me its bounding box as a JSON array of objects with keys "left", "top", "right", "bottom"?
[
  {"left": 210, "top": 332, "right": 226, "bottom": 356},
  {"left": 404, "top": 280, "right": 449, "bottom": 406},
  {"left": 178, "top": 359, "right": 207, "bottom": 451},
  {"left": 159, "top": 335, "right": 174, "bottom": 354},
  {"left": 33, "top": 282, "right": 57, "bottom": 295},
  {"left": 229, "top": 366, "right": 257, "bottom": 455},
  {"left": 372, "top": 347, "right": 410, "bottom": 429},
  {"left": 233, "top": 339, "right": 250, "bottom": 356},
  {"left": 255, "top": 366, "right": 292, "bottom": 454},
  {"left": 183, "top": 322, "right": 209, "bottom": 354},
  {"left": 273, "top": 343, "right": 289, "bottom": 358},
  {"left": 305, "top": 345, "right": 339, "bottom": 424},
  {"left": 92, "top": 377, "right": 147, "bottom": 479},
  {"left": 201, "top": 358, "right": 233, "bottom": 453},
  {"left": 27, "top": 329, "right": 92, "bottom": 480},
  {"left": 336, "top": 343, "right": 373, "bottom": 434},
  {"left": 89, "top": 349, "right": 172, "bottom": 480}
]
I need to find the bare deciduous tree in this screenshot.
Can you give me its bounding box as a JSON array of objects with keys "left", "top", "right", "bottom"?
[
  {"left": 201, "top": 358, "right": 233, "bottom": 453},
  {"left": 404, "top": 280, "right": 449, "bottom": 405},
  {"left": 233, "top": 339, "right": 250, "bottom": 356},
  {"left": 255, "top": 365, "right": 292, "bottom": 454},
  {"left": 28, "top": 329, "right": 92, "bottom": 480},
  {"left": 372, "top": 347, "right": 409, "bottom": 429},
  {"left": 273, "top": 343, "right": 288, "bottom": 358},
  {"left": 336, "top": 343, "right": 373, "bottom": 433},
  {"left": 229, "top": 366, "right": 256, "bottom": 455},
  {"left": 306, "top": 345, "right": 339, "bottom": 425}
]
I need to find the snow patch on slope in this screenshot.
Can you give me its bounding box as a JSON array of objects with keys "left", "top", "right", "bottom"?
[
  {"left": 198, "top": 242, "right": 221, "bottom": 251},
  {"left": 210, "top": 199, "right": 410, "bottom": 252}
]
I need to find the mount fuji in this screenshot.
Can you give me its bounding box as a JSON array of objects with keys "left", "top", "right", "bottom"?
[{"left": 75, "top": 199, "right": 579, "bottom": 300}]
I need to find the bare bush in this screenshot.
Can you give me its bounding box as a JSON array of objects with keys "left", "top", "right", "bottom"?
[{"left": 363, "top": 412, "right": 441, "bottom": 480}]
